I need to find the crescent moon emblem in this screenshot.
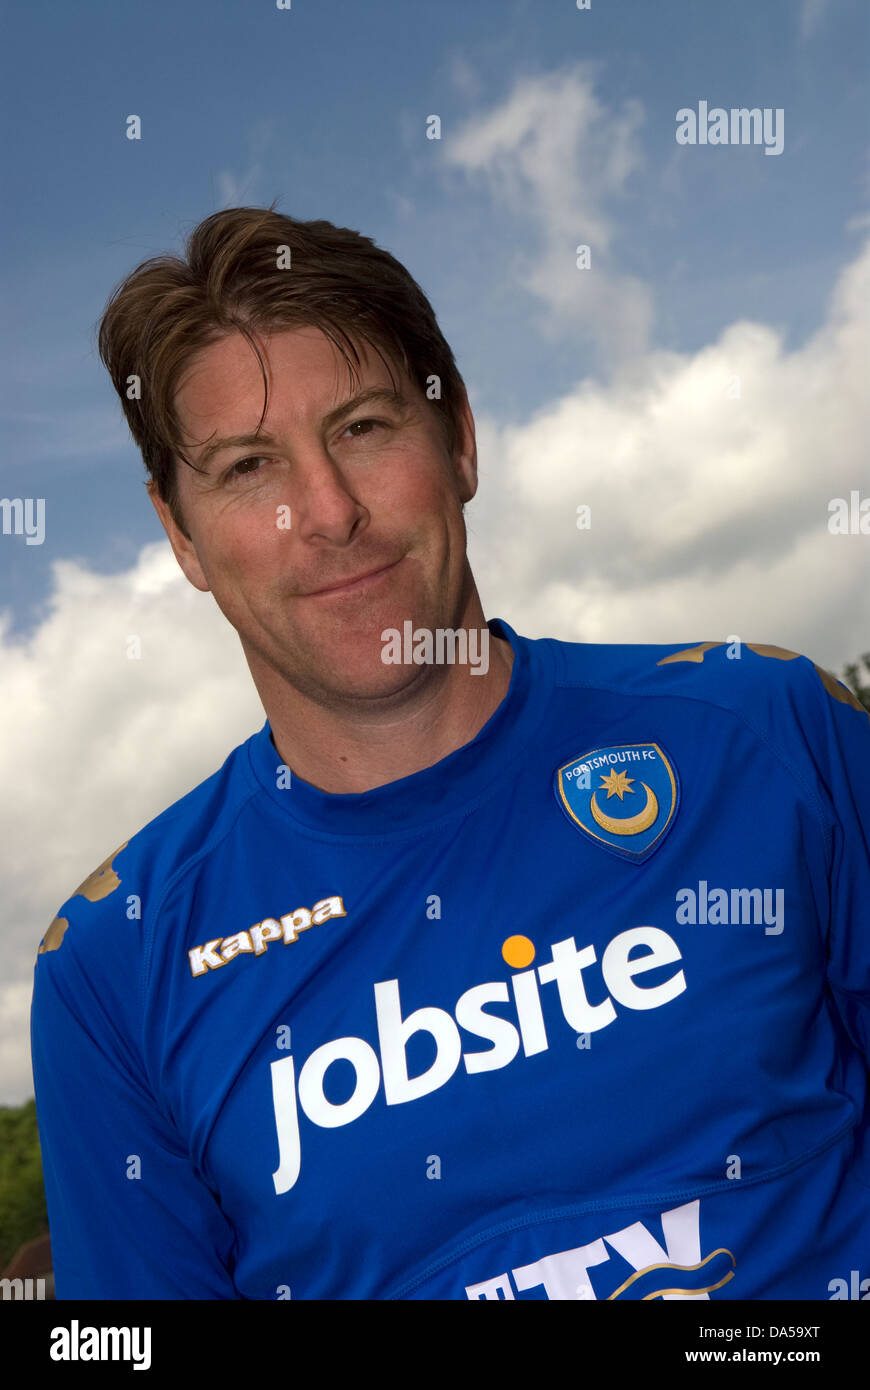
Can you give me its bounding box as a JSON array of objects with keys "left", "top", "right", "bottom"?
[{"left": 590, "top": 783, "right": 658, "bottom": 836}]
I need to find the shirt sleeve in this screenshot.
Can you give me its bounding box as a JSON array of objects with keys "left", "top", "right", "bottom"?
[
  {"left": 30, "top": 898, "right": 240, "bottom": 1300},
  {"left": 787, "top": 660, "right": 870, "bottom": 1067}
]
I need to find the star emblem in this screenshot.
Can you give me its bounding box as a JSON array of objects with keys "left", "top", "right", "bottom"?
[{"left": 598, "top": 769, "right": 635, "bottom": 800}]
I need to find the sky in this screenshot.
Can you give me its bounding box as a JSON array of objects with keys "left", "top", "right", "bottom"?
[{"left": 0, "top": 0, "right": 868, "bottom": 1102}]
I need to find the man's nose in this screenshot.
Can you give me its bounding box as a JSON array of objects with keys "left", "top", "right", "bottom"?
[{"left": 289, "top": 446, "right": 368, "bottom": 545}]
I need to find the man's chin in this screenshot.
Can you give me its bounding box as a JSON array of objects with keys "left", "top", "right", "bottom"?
[
  {"left": 250, "top": 599, "right": 457, "bottom": 706},
  {"left": 296, "top": 605, "right": 426, "bottom": 674},
  {"left": 304, "top": 652, "right": 438, "bottom": 708}
]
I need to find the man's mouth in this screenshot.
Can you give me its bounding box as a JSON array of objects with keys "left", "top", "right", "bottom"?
[{"left": 307, "top": 556, "right": 403, "bottom": 598}]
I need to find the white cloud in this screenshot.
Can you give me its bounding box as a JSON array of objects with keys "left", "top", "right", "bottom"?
[
  {"left": 0, "top": 543, "right": 264, "bottom": 1102},
  {"left": 216, "top": 165, "right": 264, "bottom": 208},
  {"left": 799, "top": 0, "right": 829, "bottom": 41},
  {"left": 215, "top": 119, "right": 275, "bottom": 209},
  {"left": 448, "top": 51, "right": 483, "bottom": 102},
  {"left": 468, "top": 236, "right": 870, "bottom": 662},
  {"left": 443, "top": 63, "right": 653, "bottom": 365}
]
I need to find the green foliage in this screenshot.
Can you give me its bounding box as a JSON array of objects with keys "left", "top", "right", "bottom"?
[
  {"left": 842, "top": 652, "right": 870, "bottom": 714},
  {"left": 0, "top": 1098, "right": 48, "bottom": 1270}
]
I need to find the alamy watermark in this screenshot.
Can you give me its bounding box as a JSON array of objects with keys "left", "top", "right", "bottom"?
[
  {"left": 828, "top": 1269, "right": 869, "bottom": 1299},
  {"left": 828, "top": 491, "right": 870, "bottom": 534},
  {"left": 0, "top": 497, "right": 45, "bottom": 545},
  {"left": 676, "top": 102, "right": 784, "bottom": 156},
  {"left": 49, "top": 1321, "right": 151, "bottom": 1370},
  {"left": 381, "top": 623, "right": 489, "bottom": 674},
  {"left": 1, "top": 1275, "right": 47, "bottom": 1299},
  {"left": 676, "top": 881, "right": 784, "bottom": 935}
]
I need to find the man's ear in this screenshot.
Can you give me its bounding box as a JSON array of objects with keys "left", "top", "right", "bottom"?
[
  {"left": 147, "top": 480, "right": 211, "bottom": 594},
  {"left": 451, "top": 386, "right": 478, "bottom": 506}
]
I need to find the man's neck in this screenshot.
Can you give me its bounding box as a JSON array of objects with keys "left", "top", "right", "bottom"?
[{"left": 249, "top": 619, "right": 515, "bottom": 795}]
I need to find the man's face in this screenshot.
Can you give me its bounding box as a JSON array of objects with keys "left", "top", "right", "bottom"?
[{"left": 151, "top": 325, "right": 478, "bottom": 706}]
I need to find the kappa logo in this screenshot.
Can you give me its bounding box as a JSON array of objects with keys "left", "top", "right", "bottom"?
[
  {"left": 188, "top": 896, "right": 346, "bottom": 977},
  {"left": 465, "top": 1199, "right": 736, "bottom": 1301},
  {"left": 554, "top": 743, "right": 680, "bottom": 864}
]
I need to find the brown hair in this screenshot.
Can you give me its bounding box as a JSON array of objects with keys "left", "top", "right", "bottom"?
[{"left": 96, "top": 202, "right": 467, "bottom": 535}]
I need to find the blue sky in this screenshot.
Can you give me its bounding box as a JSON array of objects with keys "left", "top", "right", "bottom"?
[
  {"left": 0, "top": 0, "right": 867, "bottom": 634},
  {"left": 1, "top": 0, "right": 869, "bottom": 1101}
]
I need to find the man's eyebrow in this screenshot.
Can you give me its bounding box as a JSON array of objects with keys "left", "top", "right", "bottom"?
[{"left": 192, "top": 387, "right": 412, "bottom": 468}]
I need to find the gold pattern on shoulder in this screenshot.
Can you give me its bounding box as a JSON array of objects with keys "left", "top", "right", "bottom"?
[
  {"left": 38, "top": 916, "right": 69, "bottom": 954},
  {"left": 744, "top": 644, "right": 800, "bottom": 661},
  {"left": 73, "top": 841, "right": 130, "bottom": 902},
  {"left": 814, "top": 664, "right": 870, "bottom": 721},
  {"left": 37, "top": 841, "right": 129, "bottom": 954},
  {"left": 655, "top": 643, "right": 869, "bottom": 723},
  {"left": 656, "top": 641, "right": 724, "bottom": 665}
]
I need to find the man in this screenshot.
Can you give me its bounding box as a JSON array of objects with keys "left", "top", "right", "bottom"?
[{"left": 31, "top": 206, "right": 870, "bottom": 1301}]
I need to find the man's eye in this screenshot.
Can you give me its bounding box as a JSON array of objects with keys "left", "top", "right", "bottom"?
[
  {"left": 343, "top": 417, "right": 385, "bottom": 439},
  {"left": 226, "top": 456, "right": 267, "bottom": 481}
]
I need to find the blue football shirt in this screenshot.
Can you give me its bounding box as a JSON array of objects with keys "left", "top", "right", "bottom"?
[{"left": 30, "top": 618, "right": 870, "bottom": 1299}]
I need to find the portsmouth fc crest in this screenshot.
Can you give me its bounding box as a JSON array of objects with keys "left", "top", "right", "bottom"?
[{"left": 553, "top": 742, "right": 680, "bottom": 864}]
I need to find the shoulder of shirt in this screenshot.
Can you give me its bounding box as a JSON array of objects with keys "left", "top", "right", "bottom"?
[
  {"left": 35, "top": 726, "right": 264, "bottom": 963},
  {"left": 543, "top": 632, "right": 868, "bottom": 729}
]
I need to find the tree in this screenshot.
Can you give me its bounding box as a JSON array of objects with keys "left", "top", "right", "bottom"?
[
  {"left": 0, "top": 1099, "right": 48, "bottom": 1270},
  {"left": 841, "top": 652, "right": 870, "bottom": 714}
]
